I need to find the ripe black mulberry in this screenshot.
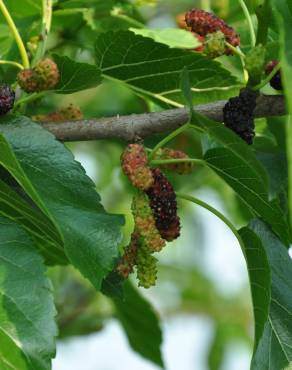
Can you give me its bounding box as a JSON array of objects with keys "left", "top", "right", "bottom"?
[
  {"left": 265, "top": 60, "right": 282, "bottom": 91},
  {"left": 0, "top": 85, "right": 15, "bottom": 115},
  {"left": 146, "top": 168, "right": 180, "bottom": 241},
  {"left": 223, "top": 89, "right": 257, "bottom": 145}
]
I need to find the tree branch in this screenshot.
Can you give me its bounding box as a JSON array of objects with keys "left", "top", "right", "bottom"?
[{"left": 40, "top": 95, "right": 286, "bottom": 142}]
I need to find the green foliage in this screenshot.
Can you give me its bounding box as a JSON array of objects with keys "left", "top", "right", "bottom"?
[
  {"left": 0, "top": 0, "right": 291, "bottom": 368},
  {"left": 113, "top": 281, "right": 164, "bottom": 367},
  {"left": 245, "top": 220, "right": 292, "bottom": 369},
  {"left": 0, "top": 115, "right": 124, "bottom": 289},
  {"left": 0, "top": 216, "right": 57, "bottom": 370},
  {"left": 129, "top": 28, "right": 201, "bottom": 49},
  {"left": 54, "top": 55, "right": 102, "bottom": 94},
  {"left": 191, "top": 111, "right": 290, "bottom": 245},
  {"left": 95, "top": 30, "right": 240, "bottom": 107}
]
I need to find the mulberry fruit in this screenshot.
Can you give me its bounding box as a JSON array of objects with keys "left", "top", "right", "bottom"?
[
  {"left": 17, "top": 69, "right": 39, "bottom": 93},
  {"left": 153, "top": 148, "right": 193, "bottom": 175},
  {"left": 0, "top": 84, "right": 15, "bottom": 115},
  {"left": 132, "top": 192, "right": 166, "bottom": 252},
  {"left": 146, "top": 168, "right": 180, "bottom": 241},
  {"left": 265, "top": 60, "right": 282, "bottom": 91},
  {"left": 121, "top": 144, "right": 154, "bottom": 190},
  {"left": 116, "top": 232, "right": 139, "bottom": 278},
  {"left": 203, "top": 31, "right": 226, "bottom": 58},
  {"left": 223, "top": 89, "right": 257, "bottom": 145},
  {"left": 33, "top": 104, "right": 83, "bottom": 122},
  {"left": 17, "top": 58, "right": 59, "bottom": 93},
  {"left": 185, "top": 9, "right": 240, "bottom": 54},
  {"left": 136, "top": 244, "right": 158, "bottom": 288}
]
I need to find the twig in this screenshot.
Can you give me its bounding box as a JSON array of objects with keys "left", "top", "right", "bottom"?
[{"left": 40, "top": 95, "right": 286, "bottom": 142}]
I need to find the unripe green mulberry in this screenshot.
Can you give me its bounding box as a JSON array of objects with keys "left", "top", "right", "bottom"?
[
  {"left": 136, "top": 244, "right": 158, "bottom": 288},
  {"left": 132, "top": 192, "right": 165, "bottom": 252},
  {"left": 121, "top": 144, "right": 154, "bottom": 190},
  {"left": 203, "top": 31, "right": 226, "bottom": 58},
  {"left": 153, "top": 148, "right": 193, "bottom": 175}
]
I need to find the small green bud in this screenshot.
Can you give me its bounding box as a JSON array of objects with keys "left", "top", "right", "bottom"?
[{"left": 203, "top": 31, "right": 226, "bottom": 59}]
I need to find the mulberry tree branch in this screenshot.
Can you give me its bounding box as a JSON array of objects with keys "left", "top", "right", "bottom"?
[{"left": 40, "top": 95, "right": 286, "bottom": 142}]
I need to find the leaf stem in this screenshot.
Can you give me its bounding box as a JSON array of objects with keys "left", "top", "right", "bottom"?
[
  {"left": 0, "top": 0, "right": 30, "bottom": 68},
  {"left": 0, "top": 60, "right": 23, "bottom": 70},
  {"left": 176, "top": 192, "right": 245, "bottom": 252},
  {"left": 252, "top": 62, "right": 281, "bottom": 91},
  {"left": 33, "top": 0, "right": 53, "bottom": 64},
  {"left": 150, "top": 158, "right": 205, "bottom": 166},
  {"left": 14, "top": 91, "right": 48, "bottom": 110},
  {"left": 225, "top": 42, "right": 245, "bottom": 58},
  {"left": 148, "top": 123, "right": 190, "bottom": 161},
  {"left": 238, "top": 0, "right": 256, "bottom": 47}
]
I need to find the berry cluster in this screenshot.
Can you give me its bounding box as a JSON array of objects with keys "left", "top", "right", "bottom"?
[
  {"left": 223, "top": 89, "right": 257, "bottom": 145},
  {"left": 121, "top": 144, "right": 154, "bottom": 190},
  {"left": 185, "top": 9, "right": 240, "bottom": 56},
  {"left": 153, "top": 147, "right": 193, "bottom": 175},
  {"left": 117, "top": 192, "right": 163, "bottom": 287},
  {"left": 17, "top": 58, "right": 60, "bottom": 93},
  {"left": 119, "top": 144, "right": 182, "bottom": 288},
  {"left": 33, "top": 104, "right": 83, "bottom": 122},
  {"left": 0, "top": 84, "right": 15, "bottom": 115},
  {"left": 265, "top": 60, "right": 282, "bottom": 91}
]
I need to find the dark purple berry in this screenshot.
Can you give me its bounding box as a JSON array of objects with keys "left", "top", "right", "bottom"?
[
  {"left": 223, "top": 89, "right": 257, "bottom": 145},
  {"left": 265, "top": 60, "right": 282, "bottom": 91},
  {"left": 146, "top": 168, "right": 180, "bottom": 241},
  {"left": 0, "top": 84, "right": 15, "bottom": 115}
]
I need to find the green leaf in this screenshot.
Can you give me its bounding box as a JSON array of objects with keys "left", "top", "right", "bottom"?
[
  {"left": 2, "top": 0, "right": 41, "bottom": 17},
  {"left": 95, "top": 30, "right": 240, "bottom": 107},
  {"left": 191, "top": 112, "right": 290, "bottom": 245},
  {"left": 0, "top": 216, "right": 57, "bottom": 370},
  {"left": 0, "top": 115, "right": 124, "bottom": 289},
  {"left": 129, "top": 28, "right": 201, "bottom": 49},
  {"left": 244, "top": 220, "right": 292, "bottom": 370},
  {"left": 271, "top": 0, "right": 292, "bottom": 230},
  {"left": 239, "top": 226, "right": 270, "bottom": 348},
  {"left": 0, "top": 177, "right": 67, "bottom": 265},
  {"left": 113, "top": 281, "right": 164, "bottom": 368},
  {"left": 53, "top": 55, "right": 102, "bottom": 94}
]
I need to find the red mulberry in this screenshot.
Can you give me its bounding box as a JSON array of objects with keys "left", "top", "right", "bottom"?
[
  {"left": 121, "top": 144, "right": 154, "bottom": 190},
  {"left": 185, "top": 9, "right": 240, "bottom": 54},
  {"left": 223, "top": 89, "right": 257, "bottom": 145},
  {"left": 153, "top": 148, "right": 193, "bottom": 175},
  {"left": 17, "top": 58, "right": 60, "bottom": 92},
  {"left": 33, "top": 104, "right": 83, "bottom": 122},
  {"left": 0, "top": 85, "right": 15, "bottom": 115},
  {"left": 116, "top": 232, "right": 139, "bottom": 279},
  {"left": 146, "top": 168, "right": 180, "bottom": 241},
  {"left": 265, "top": 60, "right": 282, "bottom": 91}
]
